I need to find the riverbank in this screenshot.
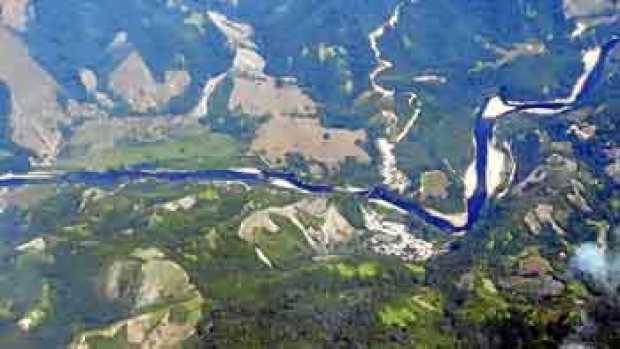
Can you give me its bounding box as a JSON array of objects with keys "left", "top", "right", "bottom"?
[{"left": 0, "top": 38, "right": 617, "bottom": 234}]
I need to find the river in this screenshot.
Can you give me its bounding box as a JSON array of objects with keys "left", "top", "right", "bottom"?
[{"left": 1, "top": 37, "right": 618, "bottom": 233}]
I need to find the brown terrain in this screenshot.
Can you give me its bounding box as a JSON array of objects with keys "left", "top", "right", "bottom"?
[
  {"left": 0, "top": 0, "right": 29, "bottom": 31},
  {"left": 205, "top": 11, "right": 370, "bottom": 170},
  {"left": 419, "top": 170, "right": 449, "bottom": 201},
  {"left": 228, "top": 62, "right": 369, "bottom": 169},
  {"left": 64, "top": 116, "right": 176, "bottom": 157},
  {"left": 251, "top": 115, "right": 369, "bottom": 170},
  {"left": 238, "top": 197, "right": 355, "bottom": 255},
  {"left": 563, "top": 0, "right": 619, "bottom": 17},
  {"left": 0, "top": 27, "right": 67, "bottom": 163},
  {"left": 108, "top": 50, "right": 191, "bottom": 113},
  {"left": 0, "top": 5, "right": 370, "bottom": 173},
  {"left": 241, "top": 74, "right": 370, "bottom": 170},
  {"left": 229, "top": 73, "right": 317, "bottom": 117}
]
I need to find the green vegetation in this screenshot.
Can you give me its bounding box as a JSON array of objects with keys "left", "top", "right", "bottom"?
[
  {"left": 253, "top": 214, "right": 312, "bottom": 263},
  {"left": 458, "top": 273, "right": 510, "bottom": 326},
  {"left": 0, "top": 299, "right": 14, "bottom": 321},
  {"left": 0, "top": 163, "right": 610, "bottom": 348},
  {"left": 18, "top": 282, "right": 54, "bottom": 332},
  {"left": 6, "top": 0, "right": 620, "bottom": 346},
  {"left": 58, "top": 132, "right": 244, "bottom": 171},
  {"left": 330, "top": 194, "right": 365, "bottom": 228},
  {"left": 197, "top": 185, "right": 220, "bottom": 201},
  {"left": 377, "top": 287, "right": 456, "bottom": 347},
  {"left": 420, "top": 170, "right": 449, "bottom": 198},
  {"left": 328, "top": 261, "right": 385, "bottom": 279}
]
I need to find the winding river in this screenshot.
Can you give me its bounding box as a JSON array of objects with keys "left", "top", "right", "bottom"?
[{"left": 1, "top": 37, "right": 619, "bottom": 233}]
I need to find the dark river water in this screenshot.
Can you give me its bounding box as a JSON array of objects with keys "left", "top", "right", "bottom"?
[{"left": 1, "top": 37, "right": 618, "bottom": 233}]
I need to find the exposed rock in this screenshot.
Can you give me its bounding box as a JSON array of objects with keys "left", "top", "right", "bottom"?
[
  {"left": 535, "top": 204, "right": 555, "bottom": 224},
  {"left": 536, "top": 204, "right": 567, "bottom": 236},
  {"left": 239, "top": 198, "right": 355, "bottom": 255},
  {"left": 161, "top": 195, "right": 197, "bottom": 212},
  {"left": 0, "top": 28, "right": 67, "bottom": 163},
  {"left": 17, "top": 282, "right": 53, "bottom": 332},
  {"left": 205, "top": 11, "right": 368, "bottom": 171},
  {"left": 78, "top": 68, "right": 98, "bottom": 95},
  {"left": 16, "top": 237, "right": 46, "bottom": 253},
  {"left": 376, "top": 138, "right": 410, "bottom": 193},
  {"left": 572, "top": 15, "right": 619, "bottom": 38},
  {"left": 317, "top": 42, "right": 346, "bottom": 63},
  {"left": 232, "top": 48, "right": 266, "bottom": 73},
  {"left": 500, "top": 253, "right": 564, "bottom": 299},
  {"left": 108, "top": 50, "right": 190, "bottom": 113},
  {"left": 560, "top": 342, "right": 595, "bottom": 349},
  {"left": 238, "top": 210, "right": 280, "bottom": 241},
  {"left": 567, "top": 180, "right": 593, "bottom": 214},
  {"left": 255, "top": 246, "right": 273, "bottom": 269},
  {"left": 65, "top": 100, "right": 109, "bottom": 120},
  {"left": 70, "top": 293, "right": 202, "bottom": 349},
  {"left": 605, "top": 161, "right": 620, "bottom": 184},
  {"left": 568, "top": 123, "right": 597, "bottom": 141},
  {"left": 94, "top": 92, "right": 115, "bottom": 109},
  {"left": 79, "top": 187, "right": 108, "bottom": 211},
  {"left": 190, "top": 72, "right": 227, "bottom": 118},
  {"left": 130, "top": 247, "right": 166, "bottom": 260},
  {"left": 207, "top": 11, "right": 255, "bottom": 50},
  {"left": 524, "top": 211, "right": 543, "bottom": 235},
  {"left": 104, "top": 247, "right": 198, "bottom": 309},
  {"left": 413, "top": 74, "right": 447, "bottom": 84},
  {"left": 215, "top": 12, "right": 311, "bottom": 118},
  {"left": 514, "top": 167, "right": 548, "bottom": 195},
  {"left": 72, "top": 247, "right": 203, "bottom": 348},
  {"left": 0, "top": 0, "right": 30, "bottom": 31},
  {"left": 523, "top": 204, "right": 568, "bottom": 236},
  {"left": 362, "top": 206, "right": 435, "bottom": 262},
  {"left": 323, "top": 205, "right": 355, "bottom": 243},
  {"left": 487, "top": 139, "right": 513, "bottom": 197},
  {"left": 563, "top": 0, "right": 619, "bottom": 18},
  {"left": 107, "top": 31, "right": 129, "bottom": 50}
]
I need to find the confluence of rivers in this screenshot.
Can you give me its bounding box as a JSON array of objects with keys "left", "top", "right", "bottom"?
[{"left": 2, "top": 37, "right": 618, "bottom": 233}]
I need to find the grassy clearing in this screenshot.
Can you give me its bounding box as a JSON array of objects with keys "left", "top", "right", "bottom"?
[{"left": 58, "top": 132, "right": 244, "bottom": 171}]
